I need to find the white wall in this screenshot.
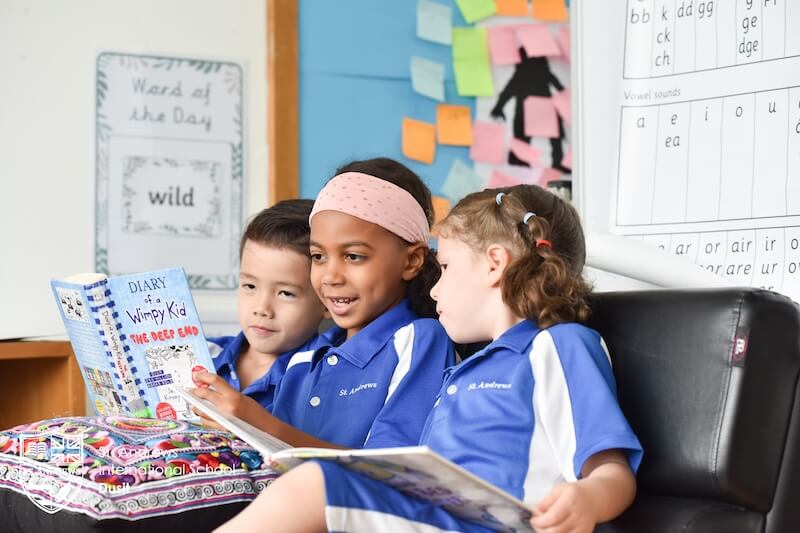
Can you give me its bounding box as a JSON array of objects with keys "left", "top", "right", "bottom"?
[{"left": 0, "top": 0, "right": 267, "bottom": 339}]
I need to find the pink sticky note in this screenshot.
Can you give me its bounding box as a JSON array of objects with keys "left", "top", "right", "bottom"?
[
  {"left": 524, "top": 96, "right": 560, "bottom": 138},
  {"left": 516, "top": 25, "right": 561, "bottom": 58},
  {"left": 557, "top": 25, "right": 570, "bottom": 58},
  {"left": 539, "top": 167, "right": 563, "bottom": 186},
  {"left": 562, "top": 147, "right": 572, "bottom": 169},
  {"left": 469, "top": 121, "right": 506, "bottom": 164},
  {"left": 488, "top": 170, "right": 522, "bottom": 187},
  {"left": 487, "top": 26, "right": 521, "bottom": 65},
  {"left": 509, "top": 138, "right": 542, "bottom": 165},
  {"left": 551, "top": 89, "right": 571, "bottom": 125}
]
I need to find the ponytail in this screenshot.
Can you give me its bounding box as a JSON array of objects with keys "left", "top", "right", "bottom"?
[{"left": 436, "top": 185, "right": 591, "bottom": 328}]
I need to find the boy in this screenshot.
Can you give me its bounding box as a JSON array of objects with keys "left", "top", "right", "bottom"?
[{"left": 206, "top": 200, "right": 328, "bottom": 412}]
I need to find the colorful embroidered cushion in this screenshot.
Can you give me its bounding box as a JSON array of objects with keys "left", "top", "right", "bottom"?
[{"left": 0, "top": 416, "right": 278, "bottom": 531}]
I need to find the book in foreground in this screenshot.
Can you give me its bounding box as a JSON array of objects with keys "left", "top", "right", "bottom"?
[
  {"left": 172, "top": 386, "right": 533, "bottom": 532},
  {"left": 51, "top": 267, "right": 216, "bottom": 421}
]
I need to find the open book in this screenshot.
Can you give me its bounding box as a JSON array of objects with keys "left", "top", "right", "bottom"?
[
  {"left": 173, "top": 386, "right": 534, "bottom": 532},
  {"left": 51, "top": 267, "right": 216, "bottom": 421}
]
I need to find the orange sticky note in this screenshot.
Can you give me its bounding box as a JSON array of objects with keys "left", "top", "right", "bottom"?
[
  {"left": 436, "top": 104, "right": 474, "bottom": 146},
  {"left": 431, "top": 195, "right": 452, "bottom": 225},
  {"left": 496, "top": 0, "right": 528, "bottom": 17},
  {"left": 402, "top": 118, "right": 436, "bottom": 164},
  {"left": 532, "top": 0, "right": 568, "bottom": 22}
]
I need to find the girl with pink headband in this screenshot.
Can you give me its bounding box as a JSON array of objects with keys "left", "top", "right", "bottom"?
[
  {"left": 200, "top": 158, "right": 455, "bottom": 453},
  {"left": 269, "top": 157, "right": 455, "bottom": 448}
]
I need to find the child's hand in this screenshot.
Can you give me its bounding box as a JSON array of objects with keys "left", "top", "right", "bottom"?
[
  {"left": 530, "top": 482, "right": 597, "bottom": 533},
  {"left": 190, "top": 372, "right": 263, "bottom": 426}
]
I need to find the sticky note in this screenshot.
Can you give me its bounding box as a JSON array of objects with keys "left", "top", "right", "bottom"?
[
  {"left": 539, "top": 167, "right": 563, "bottom": 186},
  {"left": 411, "top": 56, "right": 446, "bottom": 102},
  {"left": 452, "top": 27, "right": 495, "bottom": 96},
  {"left": 442, "top": 159, "right": 485, "bottom": 201},
  {"left": 496, "top": 0, "right": 529, "bottom": 17},
  {"left": 436, "top": 104, "right": 473, "bottom": 146},
  {"left": 488, "top": 170, "right": 521, "bottom": 188},
  {"left": 487, "top": 26, "right": 521, "bottom": 65},
  {"left": 510, "top": 138, "right": 542, "bottom": 165},
  {"left": 557, "top": 25, "right": 570, "bottom": 58},
  {"left": 523, "top": 96, "right": 560, "bottom": 138},
  {"left": 455, "top": 0, "right": 496, "bottom": 23},
  {"left": 469, "top": 121, "right": 506, "bottom": 164},
  {"left": 418, "top": 0, "right": 452, "bottom": 45},
  {"left": 516, "top": 24, "right": 562, "bottom": 57},
  {"left": 551, "top": 89, "right": 571, "bottom": 125},
  {"left": 402, "top": 118, "right": 437, "bottom": 164},
  {"left": 562, "top": 147, "right": 572, "bottom": 169},
  {"left": 431, "top": 195, "right": 452, "bottom": 224},
  {"left": 532, "top": 0, "right": 568, "bottom": 22}
]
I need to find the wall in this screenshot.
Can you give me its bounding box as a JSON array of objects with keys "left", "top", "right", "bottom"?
[{"left": 0, "top": 0, "right": 267, "bottom": 339}]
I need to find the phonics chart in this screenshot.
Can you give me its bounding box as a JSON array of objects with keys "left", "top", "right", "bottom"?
[{"left": 576, "top": 1, "right": 800, "bottom": 301}]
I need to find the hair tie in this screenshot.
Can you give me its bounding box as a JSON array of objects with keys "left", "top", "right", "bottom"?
[
  {"left": 522, "top": 212, "right": 536, "bottom": 224},
  {"left": 536, "top": 239, "right": 552, "bottom": 249},
  {"left": 495, "top": 192, "right": 505, "bottom": 206}
]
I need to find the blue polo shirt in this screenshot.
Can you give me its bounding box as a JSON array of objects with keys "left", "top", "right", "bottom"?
[
  {"left": 420, "top": 319, "right": 642, "bottom": 505},
  {"left": 208, "top": 331, "right": 330, "bottom": 412},
  {"left": 271, "top": 299, "right": 455, "bottom": 449}
]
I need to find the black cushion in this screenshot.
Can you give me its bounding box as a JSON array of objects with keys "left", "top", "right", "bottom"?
[{"left": 587, "top": 288, "right": 800, "bottom": 530}]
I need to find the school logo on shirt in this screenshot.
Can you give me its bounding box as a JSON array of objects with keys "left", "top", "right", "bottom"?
[
  {"left": 467, "top": 381, "right": 512, "bottom": 391},
  {"left": 339, "top": 382, "right": 378, "bottom": 397}
]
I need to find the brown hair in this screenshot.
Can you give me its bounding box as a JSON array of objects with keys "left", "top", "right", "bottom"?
[
  {"left": 332, "top": 158, "right": 439, "bottom": 319},
  {"left": 240, "top": 199, "right": 315, "bottom": 258},
  {"left": 435, "top": 185, "right": 591, "bottom": 328}
]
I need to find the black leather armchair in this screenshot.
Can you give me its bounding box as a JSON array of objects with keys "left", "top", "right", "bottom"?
[{"left": 588, "top": 288, "right": 800, "bottom": 532}]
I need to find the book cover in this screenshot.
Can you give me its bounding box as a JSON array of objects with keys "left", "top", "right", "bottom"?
[
  {"left": 51, "top": 267, "right": 216, "bottom": 421},
  {"left": 172, "top": 386, "right": 533, "bottom": 532}
]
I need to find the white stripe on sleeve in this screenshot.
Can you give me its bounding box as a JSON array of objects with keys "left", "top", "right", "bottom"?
[
  {"left": 524, "top": 330, "right": 578, "bottom": 505},
  {"left": 385, "top": 323, "right": 415, "bottom": 404}
]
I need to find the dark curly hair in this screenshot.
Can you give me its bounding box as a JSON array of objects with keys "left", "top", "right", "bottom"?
[
  {"left": 329, "top": 158, "right": 439, "bottom": 319},
  {"left": 435, "top": 184, "right": 591, "bottom": 328}
]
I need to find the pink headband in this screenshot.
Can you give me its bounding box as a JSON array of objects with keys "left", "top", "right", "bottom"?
[{"left": 310, "top": 172, "right": 430, "bottom": 244}]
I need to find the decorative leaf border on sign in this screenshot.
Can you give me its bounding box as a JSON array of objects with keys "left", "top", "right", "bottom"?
[{"left": 94, "top": 52, "right": 243, "bottom": 290}]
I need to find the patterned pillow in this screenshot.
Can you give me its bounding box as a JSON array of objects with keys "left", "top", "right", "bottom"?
[{"left": 0, "top": 416, "right": 278, "bottom": 531}]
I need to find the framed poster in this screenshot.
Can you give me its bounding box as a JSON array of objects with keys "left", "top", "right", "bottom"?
[{"left": 95, "top": 52, "right": 244, "bottom": 290}]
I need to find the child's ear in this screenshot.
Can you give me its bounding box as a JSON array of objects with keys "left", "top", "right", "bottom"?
[
  {"left": 401, "top": 243, "right": 428, "bottom": 281},
  {"left": 485, "top": 244, "right": 511, "bottom": 288}
]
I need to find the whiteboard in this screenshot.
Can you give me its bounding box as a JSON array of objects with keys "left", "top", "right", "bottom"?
[
  {"left": 0, "top": 0, "right": 267, "bottom": 340},
  {"left": 573, "top": 0, "right": 800, "bottom": 300}
]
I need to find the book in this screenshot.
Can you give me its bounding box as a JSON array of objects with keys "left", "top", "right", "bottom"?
[
  {"left": 172, "top": 386, "right": 534, "bottom": 532},
  {"left": 51, "top": 267, "right": 217, "bottom": 421}
]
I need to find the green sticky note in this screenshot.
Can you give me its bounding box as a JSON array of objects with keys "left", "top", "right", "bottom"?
[
  {"left": 452, "top": 27, "right": 494, "bottom": 96},
  {"left": 455, "top": 0, "right": 496, "bottom": 23}
]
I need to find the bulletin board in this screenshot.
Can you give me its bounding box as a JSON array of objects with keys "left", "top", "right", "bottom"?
[{"left": 295, "top": 0, "right": 572, "bottom": 209}]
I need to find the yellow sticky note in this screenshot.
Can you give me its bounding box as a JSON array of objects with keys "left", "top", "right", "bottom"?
[
  {"left": 532, "top": 0, "right": 568, "bottom": 22},
  {"left": 402, "top": 118, "right": 436, "bottom": 165},
  {"left": 431, "top": 196, "right": 452, "bottom": 225},
  {"left": 496, "top": 0, "right": 529, "bottom": 17},
  {"left": 436, "top": 104, "right": 474, "bottom": 146}
]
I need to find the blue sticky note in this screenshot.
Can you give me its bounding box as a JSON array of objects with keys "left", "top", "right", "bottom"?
[
  {"left": 418, "top": 0, "right": 452, "bottom": 46},
  {"left": 410, "top": 56, "right": 445, "bottom": 102},
  {"left": 442, "top": 158, "right": 486, "bottom": 201}
]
